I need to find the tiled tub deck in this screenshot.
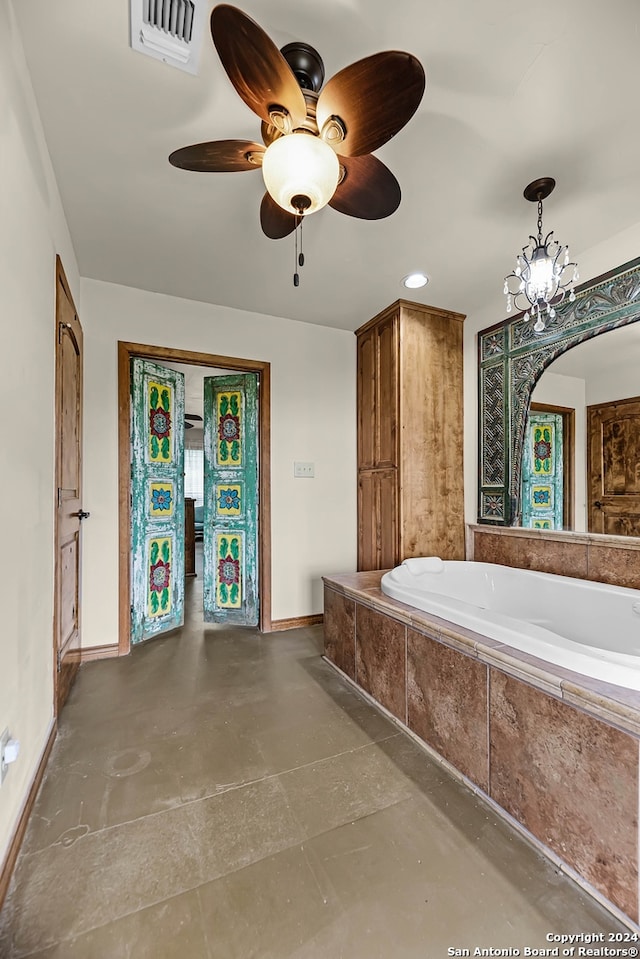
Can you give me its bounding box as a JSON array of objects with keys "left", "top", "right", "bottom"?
[{"left": 322, "top": 571, "right": 640, "bottom": 929}]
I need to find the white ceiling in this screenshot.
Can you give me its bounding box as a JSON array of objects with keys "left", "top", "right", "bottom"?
[{"left": 14, "top": 0, "right": 640, "bottom": 332}]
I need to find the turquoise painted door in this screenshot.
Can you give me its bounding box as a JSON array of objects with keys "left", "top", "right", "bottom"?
[
  {"left": 521, "top": 412, "right": 563, "bottom": 529},
  {"left": 130, "top": 359, "right": 185, "bottom": 643},
  {"left": 203, "top": 373, "right": 259, "bottom": 625}
]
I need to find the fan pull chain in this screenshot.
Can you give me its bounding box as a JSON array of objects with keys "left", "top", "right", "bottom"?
[{"left": 293, "top": 217, "right": 305, "bottom": 287}]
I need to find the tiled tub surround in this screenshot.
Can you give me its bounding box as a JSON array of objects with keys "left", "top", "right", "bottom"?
[
  {"left": 468, "top": 525, "right": 640, "bottom": 591},
  {"left": 322, "top": 573, "right": 640, "bottom": 928}
]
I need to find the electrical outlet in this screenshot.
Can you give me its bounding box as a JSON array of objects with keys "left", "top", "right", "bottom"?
[
  {"left": 0, "top": 728, "right": 9, "bottom": 786},
  {"left": 294, "top": 461, "right": 315, "bottom": 478}
]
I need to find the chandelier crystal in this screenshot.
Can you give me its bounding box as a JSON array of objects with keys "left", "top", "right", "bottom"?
[{"left": 504, "top": 177, "right": 579, "bottom": 334}]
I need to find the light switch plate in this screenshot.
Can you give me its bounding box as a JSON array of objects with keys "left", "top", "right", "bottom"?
[
  {"left": 294, "top": 462, "right": 314, "bottom": 478},
  {"left": 0, "top": 728, "right": 9, "bottom": 786}
]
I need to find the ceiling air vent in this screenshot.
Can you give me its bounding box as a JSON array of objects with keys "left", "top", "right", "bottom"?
[{"left": 130, "top": 0, "right": 208, "bottom": 74}]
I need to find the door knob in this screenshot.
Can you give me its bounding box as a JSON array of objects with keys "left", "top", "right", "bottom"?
[
  {"left": 74, "top": 510, "right": 91, "bottom": 520},
  {"left": 594, "top": 501, "right": 603, "bottom": 509}
]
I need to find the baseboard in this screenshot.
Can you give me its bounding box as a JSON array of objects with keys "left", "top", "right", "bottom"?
[
  {"left": 270, "top": 614, "right": 323, "bottom": 632},
  {"left": 0, "top": 721, "right": 57, "bottom": 911},
  {"left": 79, "top": 644, "right": 121, "bottom": 663}
]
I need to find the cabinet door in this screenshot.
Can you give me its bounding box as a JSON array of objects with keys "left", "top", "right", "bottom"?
[
  {"left": 357, "top": 469, "right": 397, "bottom": 570},
  {"left": 375, "top": 315, "right": 398, "bottom": 468},
  {"left": 357, "top": 471, "right": 377, "bottom": 570},
  {"left": 357, "top": 330, "right": 376, "bottom": 469},
  {"left": 377, "top": 469, "right": 398, "bottom": 569}
]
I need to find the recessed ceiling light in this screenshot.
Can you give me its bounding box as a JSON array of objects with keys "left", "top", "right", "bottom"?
[{"left": 401, "top": 272, "right": 429, "bottom": 289}]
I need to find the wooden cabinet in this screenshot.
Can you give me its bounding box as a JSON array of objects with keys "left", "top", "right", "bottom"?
[
  {"left": 184, "top": 497, "right": 196, "bottom": 577},
  {"left": 356, "top": 299, "right": 465, "bottom": 570}
]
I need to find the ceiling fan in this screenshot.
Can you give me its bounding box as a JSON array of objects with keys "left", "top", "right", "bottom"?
[
  {"left": 169, "top": 4, "right": 426, "bottom": 242},
  {"left": 184, "top": 413, "right": 203, "bottom": 430}
]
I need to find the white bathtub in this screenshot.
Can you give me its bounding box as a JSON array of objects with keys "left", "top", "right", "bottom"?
[{"left": 380, "top": 558, "right": 640, "bottom": 691}]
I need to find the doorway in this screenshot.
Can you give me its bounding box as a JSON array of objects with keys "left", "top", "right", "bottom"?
[
  {"left": 118, "top": 341, "right": 272, "bottom": 654},
  {"left": 521, "top": 403, "right": 575, "bottom": 530}
]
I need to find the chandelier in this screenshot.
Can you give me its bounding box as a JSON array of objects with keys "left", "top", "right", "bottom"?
[{"left": 504, "top": 177, "right": 579, "bottom": 333}]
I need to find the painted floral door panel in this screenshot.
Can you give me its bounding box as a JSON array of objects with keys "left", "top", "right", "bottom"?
[
  {"left": 203, "top": 374, "right": 259, "bottom": 625},
  {"left": 131, "top": 359, "right": 185, "bottom": 643},
  {"left": 521, "top": 412, "right": 563, "bottom": 529}
]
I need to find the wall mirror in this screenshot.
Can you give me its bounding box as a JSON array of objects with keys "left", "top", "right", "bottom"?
[{"left": 477, "top": 255, "right": 640, "bottom": 531}]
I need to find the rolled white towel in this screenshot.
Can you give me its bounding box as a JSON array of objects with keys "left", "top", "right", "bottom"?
[{"left": 402, "top": 556, "right": 445, "bottom": 575}]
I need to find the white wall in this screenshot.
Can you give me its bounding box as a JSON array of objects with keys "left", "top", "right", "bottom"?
[
  {"left": 585, "top": 361, "right": 639, "bottom": 407},
  {"left": 463, "top": 220, "right": 640, "bottom": 527},
  {"left": 0, "top": 0, "right": 79, "bottom": 865},
  {"left": 80, "top": 278, "right": 357, "bottom": 647}
]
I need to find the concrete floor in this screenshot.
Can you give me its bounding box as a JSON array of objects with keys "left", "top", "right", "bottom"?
[{"left": 0, "top": 554, "right": 629, "bottom": 957}]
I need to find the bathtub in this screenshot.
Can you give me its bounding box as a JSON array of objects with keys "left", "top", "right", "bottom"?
[{"left": 380, "top": 558, "right": 640, "bottom": 691}]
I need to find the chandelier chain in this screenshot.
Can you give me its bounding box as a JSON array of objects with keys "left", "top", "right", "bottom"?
[{"left": 537, "top": 200, "right": 543, "bottom": 242}]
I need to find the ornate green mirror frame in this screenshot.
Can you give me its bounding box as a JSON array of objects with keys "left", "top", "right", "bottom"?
[{"left": 478, "top": 254, "right": 640, "bottom": 525}]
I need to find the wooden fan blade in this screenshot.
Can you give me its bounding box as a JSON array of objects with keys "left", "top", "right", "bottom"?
[
  {"left": 169, "top": 140, "right": 264, "bottom": 172},
  {"left": 211, "top": 5, "right": 307, "bottom": 129},
  {"left": 260, "top": 193, "right": 298, "bottom": 239},
  {"left": 317, "top": 52, "right": 425, "bottom": 157},
  {"left": 330, "top": 155, "right": 401, "bottom": 219}
]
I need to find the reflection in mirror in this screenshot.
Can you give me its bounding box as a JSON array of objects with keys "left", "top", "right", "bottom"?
[
  {"left": 523, "top": 323, "right": 640, "bottom": 533},
  {"left": 477, "top": 255, "right": 640, "bottom": 529}
]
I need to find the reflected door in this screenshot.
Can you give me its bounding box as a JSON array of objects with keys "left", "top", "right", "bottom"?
[
  {"left": 588, "top": 396, "right": 640, "bottom": 535},
  {"left": 521, "top": 412, "right": 564, "bottom": 529}
]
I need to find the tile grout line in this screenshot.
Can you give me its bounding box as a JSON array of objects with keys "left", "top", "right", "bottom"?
[
  {"left": 19, "top": 733, "right": 405, "bottom": 862},
  {"left": 12, "top": 748, "right": 417, "bottom": 959}
]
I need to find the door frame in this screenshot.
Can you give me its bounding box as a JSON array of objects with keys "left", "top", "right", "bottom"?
[
  {"left": 530, "top": 402, "right": 575, "bottom": 530},
  {"left": 118, "top": 341, "right": 272, "bottom": 654}
]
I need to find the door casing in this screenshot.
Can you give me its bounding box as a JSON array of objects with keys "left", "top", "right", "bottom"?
[{"left": 118, "top": 341, "right": 272, "bottom": 653}]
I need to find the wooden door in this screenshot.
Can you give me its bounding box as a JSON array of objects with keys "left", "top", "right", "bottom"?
[
  {"left": 588, "top": 396, "right": 640, "bottom": 535},
  {"left": 130, "top": 359, "right": 185, "bottom": 643},
  {"left": 203, "top": 373, "right": 259, "bottom": 625},
  {"left": 521, "top": 412, "right": 564, "bottom": 529},
  {"left": 357, "top": 469, "right": 397, "bottom": 570},
  {"left": 54, "top": 259, "right": 84, "bottom": 714}
]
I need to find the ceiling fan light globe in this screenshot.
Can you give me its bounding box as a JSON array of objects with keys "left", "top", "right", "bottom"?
[{"left": 262, "top": 133, "right": 340, "bottom": 215}]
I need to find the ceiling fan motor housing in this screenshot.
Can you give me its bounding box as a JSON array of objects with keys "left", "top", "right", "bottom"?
[{"left": 280, "top": 42, "right": 325, "bottom": 92}]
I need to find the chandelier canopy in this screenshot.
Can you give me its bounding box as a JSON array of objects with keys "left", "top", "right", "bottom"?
[{"left": 504, "top": 177, "right": 579, "bottom": 333}]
